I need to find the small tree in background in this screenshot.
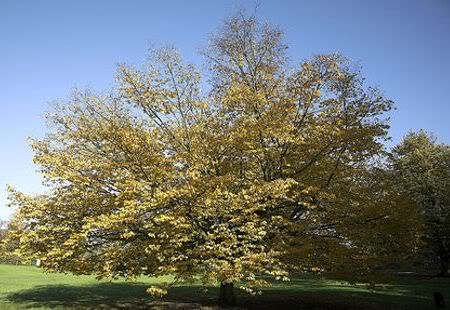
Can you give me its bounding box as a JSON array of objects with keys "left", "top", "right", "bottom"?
[
  {"left": 7, "top": 12, "right": 421, "bottom": 305},
  {"left": 390, "top": 130, "right": 450, "bottom": 276},
  {"left": 0, "top": 217, "right": 22, "bottom": 265},
  {"left": 0, "top": 219, "right": 7, "bottom": 259}
]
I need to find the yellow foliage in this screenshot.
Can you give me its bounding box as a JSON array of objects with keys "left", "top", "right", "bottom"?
[{"left": 5, "top": 13, "right": 421, "bottom": 299}]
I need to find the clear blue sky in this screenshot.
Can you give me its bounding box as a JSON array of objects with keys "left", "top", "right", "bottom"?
[{"left": 1, "top": 0, "right": 449, "bottom": 219}]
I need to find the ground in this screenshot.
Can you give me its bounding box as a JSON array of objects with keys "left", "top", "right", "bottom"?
[{"left": 0, "top": 264, "right": 449, "bottom": 309}]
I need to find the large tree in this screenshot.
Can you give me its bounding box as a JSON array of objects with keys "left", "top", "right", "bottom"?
[
  {"left": 389, "top": 130, "right": 450, "bottom": 276},
  {"left": 8, "top": 13, "right": 420, "bottom": 305}
]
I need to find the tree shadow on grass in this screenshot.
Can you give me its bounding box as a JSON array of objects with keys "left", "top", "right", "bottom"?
[
  {"left": 5, "top": 282, "right": 370, "bottom": 310},
  {"left": 6, "top": 282, "right": 220, "bottom": 309},
  {"left": 5, "top": 280, "right": 443, "bottom": 310}
]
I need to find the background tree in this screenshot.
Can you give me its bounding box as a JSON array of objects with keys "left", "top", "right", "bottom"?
[
  {"left": 0, "top": 217, "right": 21, "bottom": 265},
  {"left": 389, "top": 130, "right": 450, "bottom": 276},
  {"left": 7, "top": 12, "right": 420, "bottom": 305},
  {"left": 0, "top": 219, "right": 7, "bottom": 257}
]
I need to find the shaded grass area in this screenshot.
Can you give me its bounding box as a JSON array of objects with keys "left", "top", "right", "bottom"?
[{"left": 1, "top": 264, "right": 449, "bottom": 309}]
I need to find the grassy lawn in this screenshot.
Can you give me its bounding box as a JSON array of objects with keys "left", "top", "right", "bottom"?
[{"left": 0, "top": 264, "right": 449, "bottom": 309}]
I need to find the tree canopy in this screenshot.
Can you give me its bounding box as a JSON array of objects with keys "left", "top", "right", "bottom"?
[{"left": 6, "top": 12, "right": 421, "bottom": 304}]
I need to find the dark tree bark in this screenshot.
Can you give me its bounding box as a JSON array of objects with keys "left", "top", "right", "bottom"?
[
  {"left": 438, "top": 255, "right": 449, "bottom": 277},
  {"left": 434, "top": 292, "right": 445, "bottom": 308},
  {"left": 218, "top": 282, "right": 236, "bottom": 306},
  {"left": 437, "top": 240, "right": 449, "bottom": 277}
]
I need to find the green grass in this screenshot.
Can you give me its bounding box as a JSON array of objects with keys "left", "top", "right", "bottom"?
[{"left": 0, "top": 264, "right": 449, "bottom": 309}]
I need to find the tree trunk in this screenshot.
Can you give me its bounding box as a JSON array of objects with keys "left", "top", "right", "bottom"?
[
  {"left": 436, "top": 240, "right": 449, "bottom": 277},
  {"left": 434, "top": 292, "right": 445, "bottom": 308},
  {"left": 218, "top": 282, "right": 236, "bottom": 306},
  {"left": 438, "top": 256, "right": 449, "bottom": 277}
]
